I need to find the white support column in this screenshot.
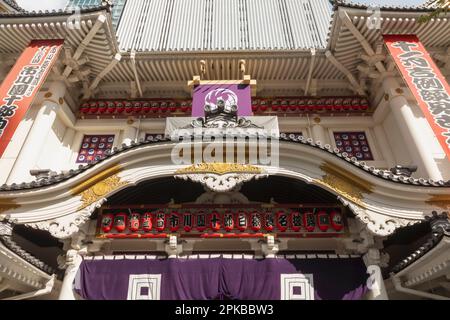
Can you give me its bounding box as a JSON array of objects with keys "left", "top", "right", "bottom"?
[
  {"left": 363, "top": 249, "right": 389, "bottom": 300},
  {"left": 165, "top": 235, "right": 182, "bottom": 258},
  {"left": 6, "top": 81, "right": 66, "bottom": 183},
  {"left": 60, "top": 127, "right": 76, "bottom": 166},
  {"left": 311, "top": 122, "right": 327, "bottom": 145},
  {"left": 382, "top": 77, "right": 443, "bottom": 181},
  {"left": 58, "top": 248, "right": 86, "bottom": 300},
  {"left": 373, "top": 125, "right": 396, "bottom": 168},
  {"left": 261, "top": 235, "right": 279, "bottom": 258},
  {"left": 122, "top": 125, "right": 137, "bottom": 146},
  {"left": 68, "top": 130, "right": 84, "bottom": 167}
]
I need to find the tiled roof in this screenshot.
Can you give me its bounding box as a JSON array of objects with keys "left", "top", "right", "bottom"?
[
  {"left": 390, "top": 211, "right": 450, "bottom": 274},
  {"left": 331, "top": 0, "right": 436, "bottom": 11},
  {"left": 1, "top": 0, "right": 25, "bottom": 12},
  {"left": 0, "top": 2, "right": 109, "bottom": 17},
  {"left": 0, "top": 221, "right": 55, "bottom": 274},
  {"left": 116, "top": 0, "right": 333, "bottom": 51},
  {"left": 1, "top": 133, "right": 449, "bottom": 193}
]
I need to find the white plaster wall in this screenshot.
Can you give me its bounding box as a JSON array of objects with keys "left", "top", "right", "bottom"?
[
  {"left": 382, "top": 111, "right": 416, "bottom": 168},
  {"left": 408, "top": 102, "right": 450, "bottom": 181},
  {"left": 2, "top": 111, "right": 447, "bottom": 184},
  {"left": 35, "top": 116, "right": 67, "bottom": 172},
  {"left": 0, "top": 102, "right": 40, "bottom": 185}
]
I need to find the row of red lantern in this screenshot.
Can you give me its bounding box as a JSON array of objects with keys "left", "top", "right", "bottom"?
[
  {"left": 100, "top": 210, "right": 344, "bottom": 234},
  {"left": 80, "top": 98, "right": 369, "bottom": 115},
  {"left": 80, "top": 101, "right": 192, "bottom": 115},
  {"left": 251, "top": 103, "right": 368, "bottom": 112}
]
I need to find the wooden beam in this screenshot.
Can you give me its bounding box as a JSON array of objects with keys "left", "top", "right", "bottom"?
[
  {"left": 339, "top": 11, "right": 386, "bottom": 74},
  {"left": 130, "top": 50, "right": 143, "bottom": 98},
  {"left": 304, "top": 48, "right": 316, "bottom": 95},
  {"left": 84, "top": 53, "right": 121, "bottom": 99},
  {"left": 325, "top": 50, "right": 366, "bottom": 96},
  {"left": 63, "top": 14, "right": 106, "bottom": 78}
]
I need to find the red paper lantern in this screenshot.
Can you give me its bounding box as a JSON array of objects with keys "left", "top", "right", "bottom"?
[
  {"left": 80, "top": 103, "right": 90, "bottom": 114},
  {"left": 289, "top": 100, "right": 298, "bottom": 111},
  {"left": 114, "top": 213, "right": 127, "bottom": 232},
  {"left": 237, "top": 211, "right": 247, "bottom": 232},
  {"left": 125, "top": 102, "right": 133, "bottom": 113},
  {"left": 303, "top": 212, "right": 316, "bottom": 232},
  {"left": 168, "top": 211, "right": 181, "bottom": 232},
  {"left": 209, "top": 211, "right": 221, "bottom": 231},
  {"left": 115, "top": 101, "right": 125, "bottom": 113},
  {"left": 223, "top": 211, "right": 234, "bottom": 232},
  {"left": 155, "top": 211, "right": 166, "bottom": 232},
  {"left": 290, "top": 211, "right": 302, "bottom": 232},
  {"left": 169, "top": 102, "right": 177, "bottom": 112},
  {"left": 106, "top": 101, "right": 116, "bottom": 114},
  {"left": 276, "top": 210, "right": 289, "bottom": 232},
  {"left": 196, "top": 211, "right": 207, "bottom": 232},
  {"left": 101, "top": 214, "right": 114, "bottom": 233},
  {"left": 180, "top": 102, "right": 189, "bottom": 113},
  {"left": 151, "top": 102, "right": 159, "bottom": 113},
  {"left": 264, "top": 212, "right": 274, "bottom": 232},
  {"left": 98, "top": 102, "right": 107, "bottom": 113},
  {"left": 160, "top": 102, "right": 168, "bottom": 113},
  {"left": 317, "top": 211, "right": 330, "bottom": 232},
  {"left": 142, "top": 102, "right": 151, "bottom": 113},
  {"left": 183, "top": 211, "right": 193, "bottom": 232},
  {"left": 133, "top": 102, "right": 142, "bottom": 114},
  {"left": 142, "top": 213, "right": 153, "bottom": 232},
  {"left": 128, "top": 213, "right": 141, "bottom": 232},
  {"left": 259, "top": 100, "right": 268, "bottom": 112},
  {"left": 330, "top": 210, "right": 344, "bottom": 231},
  {"left": 250, "top": 211, "right": 262, "bottom": 232}
]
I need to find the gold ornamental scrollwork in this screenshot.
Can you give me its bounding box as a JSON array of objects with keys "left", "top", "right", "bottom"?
[
  {"left": 426, "top": 194, "right": 450, "bottom": 211},
  {"left": 175, "top": 163, "right": 262, "bottom": 176},
  {"left": 314, "top": 162, "right": 374, "bottom": 207},
  {"left": 78, "top": 175, "right": 127, "bottom": 210},
  {"left": 71, "top": 164, "right": 128, "bottom": 210},
  {"left": 0, "top": 198, "right": 20, "bottom": 215}
]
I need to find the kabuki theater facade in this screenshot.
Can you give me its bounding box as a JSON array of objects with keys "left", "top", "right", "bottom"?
[{"left": 0, "top": 0, "right": 449, "bottom": 300}]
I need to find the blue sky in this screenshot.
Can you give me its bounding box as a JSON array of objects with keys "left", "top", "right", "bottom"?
[{"left": 16, "top": 0, "right": 426, "bottom": 12}]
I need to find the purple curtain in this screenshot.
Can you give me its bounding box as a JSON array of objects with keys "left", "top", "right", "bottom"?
[{"left": 74, "top": 257, "right": 368, "bottom": 300}]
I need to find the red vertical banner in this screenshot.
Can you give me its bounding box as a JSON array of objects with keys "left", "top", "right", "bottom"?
[
  {"left": 384, "top": 34, "right": 450, "bottom": 160},
  {"left": 0, "top": 39, "right": 64, "bottom": 158}
]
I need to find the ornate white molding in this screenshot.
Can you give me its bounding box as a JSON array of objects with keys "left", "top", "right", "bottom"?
[
  {"left": 339, "top": 197, "right": 421, "bottom": 236},
  {"left": 175, "top": 172, "right": 268, "bottom": 192},
  {"left": 25, "top": 198, "right": 107, "bottom": 239}
]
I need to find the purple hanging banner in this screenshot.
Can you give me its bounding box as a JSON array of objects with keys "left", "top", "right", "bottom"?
[
  {"left": 74, "top": 257, "right": 369, "bottom": 300},
  {"left": 192, "top": 83, "right": 252, "bottom": 117}
]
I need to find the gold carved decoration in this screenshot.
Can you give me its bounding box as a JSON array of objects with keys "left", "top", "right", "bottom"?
[
  {"left": 0, "top": 198, "right": 20, "bottom": 215},
  {"left": 78, "top": 175, "right": 127, "bottom": 210},
  {"left": 314, "top": 162, "right": 374, "bottom": 207},
  {"left": 426, "top": 194, "right": 450, "bottom": 211},
  {"left": 71, "top": 164, "right": 127, "bottom": 210},
  {"left": 175, "top": 163, "right": 262, "bottom": 176}
]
